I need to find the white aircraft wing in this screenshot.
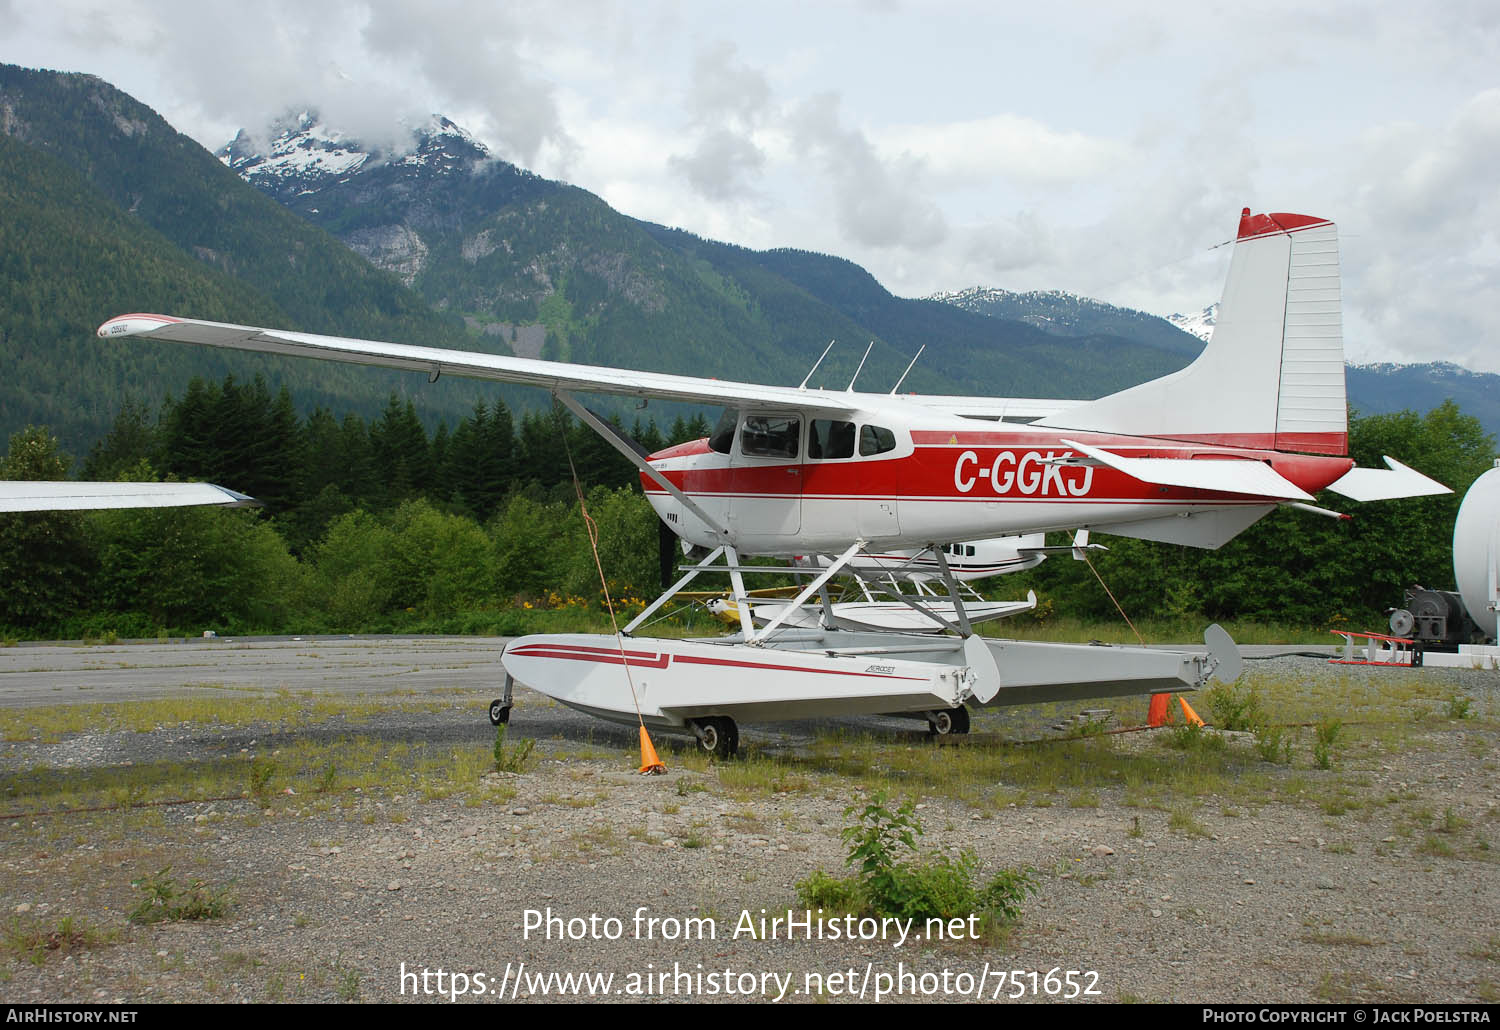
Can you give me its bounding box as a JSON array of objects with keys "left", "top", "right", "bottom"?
[
  {"left": 0, "top": 481, "right": 259, "bottom": 512},
  {"left": 100, "top": 313, "right": 1087, "bottom": 423},
  {"left": 99, "top": 314, "right": 882, "bottom": 416}
]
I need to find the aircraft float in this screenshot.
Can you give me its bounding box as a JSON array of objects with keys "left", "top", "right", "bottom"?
[{"left": 98, "top": 209, "right": 1449, "bottom": 755}]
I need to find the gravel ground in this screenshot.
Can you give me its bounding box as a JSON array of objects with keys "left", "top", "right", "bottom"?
[{"left": 0, "top": 651, "right": 1496, "bottom": 1005}]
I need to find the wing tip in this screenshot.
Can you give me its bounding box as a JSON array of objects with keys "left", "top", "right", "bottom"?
[{"left": 98, "top": 314, "right": 181, "bottom": 339}]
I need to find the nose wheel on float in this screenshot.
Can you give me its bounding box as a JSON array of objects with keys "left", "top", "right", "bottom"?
[
  {"left": 690, "top": 716, "right": 739, "bottom": 759},
  {"left": 488, "top": 675, "right": 514, "bottom": 726}
]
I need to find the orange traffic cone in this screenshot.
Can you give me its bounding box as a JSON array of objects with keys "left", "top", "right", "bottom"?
[
  {"left": 1147, "top": 693, "right": 1172, "bottom": 727},
  {"left": 1178, "top": 696, "right": 1204, "bottom": 728},
  {"left": 638, "top": 726, "right": 666, "bottom": 775}
]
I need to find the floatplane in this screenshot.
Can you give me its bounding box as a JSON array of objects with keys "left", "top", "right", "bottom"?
[{"left": 98, "top": 209, "right": 1448, "bottom": 755}]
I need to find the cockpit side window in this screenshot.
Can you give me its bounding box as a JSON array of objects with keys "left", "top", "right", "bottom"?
[
  {"left": 809, "top": 419, "right": 856, "bottom": 460},
  {"left": 708, "top": 409, "right": 738, "bottom": 454},
  {"left": 859, "top": 424, "right": 897, "bottom": 456},
  {"left": 740, "top": 415, "right": 800, "bottom": 459}
]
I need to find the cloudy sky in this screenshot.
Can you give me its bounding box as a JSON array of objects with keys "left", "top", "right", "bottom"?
[{"left": 6, "top": 0, "right": 1498, "bottom": 371}]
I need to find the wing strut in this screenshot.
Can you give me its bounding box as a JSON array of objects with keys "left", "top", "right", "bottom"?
[{"left": 553, "top": 390, "right": 732, "bottom": 544}]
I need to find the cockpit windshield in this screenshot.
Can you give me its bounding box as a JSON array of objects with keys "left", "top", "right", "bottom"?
[{"left": 708, "top": 409, "right": 738, "bottom": 454}]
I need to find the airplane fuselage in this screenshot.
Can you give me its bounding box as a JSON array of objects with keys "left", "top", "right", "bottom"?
[{"left": 642, "top": 407, "right": 1354, "bottom": 555}]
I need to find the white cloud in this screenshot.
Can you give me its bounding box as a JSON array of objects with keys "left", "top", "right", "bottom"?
[
  {"left": 666, "top": 42, "right": 772, "bottom": 202},
  {"left": 669, "top": 130, "right": 767, "bottom": 201},
  {"left": 357, "top": 0, "right": 575, "bottom": 167},
  {"left": 876, "top": 115, "right": 1131, "bottom": 189},
  {"left": 788, "top": 93, "right": 948, "bottom": 251},
  {"left": 683, "top": 40, "right": 772, "bottom": 129},
  {"left": 1345, "top": 89, "right": 1500, "bottom": 371}
]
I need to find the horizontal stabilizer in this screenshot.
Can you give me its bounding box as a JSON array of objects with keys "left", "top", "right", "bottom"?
[
  {"left": 1325, "top": 457, "right": 1452, "bottom": 502},
  {"left": 1061, "top": 439, "right": 1314, "bottom": 501},
  {"left": 1094, "top": 505, "right": 1277, "bottom": 550}
]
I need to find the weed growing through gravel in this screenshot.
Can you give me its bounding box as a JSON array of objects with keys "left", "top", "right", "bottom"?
[
  {"left": 333, "top": 956, "right": 361, "bottom": 1001},
  {"left": 1313, "top": 719, "right": 1345, "bottom": 770},
  {"left": 1255, "top": 724, "right": 1294, "bottom": 764},
  {"left": 248, "top": 758, "right": 277, "bottom": 800},
  {"left": 128, "top": 867, "right": 232, "bottom": 924},
  {"left": 492, "top": 725, "right": 535, "bottom": 774},
  {"left": 795, "top": 791, "right": 1036, "bottom": 935},
  {"left": 1447, "top": 695, "right": 1474, "bottom": 720}
]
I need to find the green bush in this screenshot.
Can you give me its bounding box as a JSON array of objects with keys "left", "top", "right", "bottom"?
[
  {"left": 795, "top": 791, "right": 1036, "bottom": 929},
  {"left": 1254, "top": 724, "right": 1294, "bottom": 764},
  {"left": 795, "top": 869, "right": 864, "bottom": 914},
  {"left": 1165, "top": 722, "right": 1226, "bottom": 754},
  {"left": 1205, "top": 682, "right": 1265, "bottom": 732}
]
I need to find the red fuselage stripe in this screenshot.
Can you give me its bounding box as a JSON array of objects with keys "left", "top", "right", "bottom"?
[
  {"left": 643, "top": 434, "right": 1353, "bottom": 502},
  {"left": 510, "top": 645, "right": 928, "bottom": 682}
]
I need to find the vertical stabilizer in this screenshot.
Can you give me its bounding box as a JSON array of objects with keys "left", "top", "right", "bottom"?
[{"left": 1035, "top": 209, "right": 1347, "bottom": 456}]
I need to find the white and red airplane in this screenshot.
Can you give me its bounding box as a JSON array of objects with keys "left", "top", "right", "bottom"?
[
  {"left": 98, "top": 209, "right": 1444, "bottom": 558},
  {"left": 96, "top": 209, "right": 1447, "bottom": 751}
]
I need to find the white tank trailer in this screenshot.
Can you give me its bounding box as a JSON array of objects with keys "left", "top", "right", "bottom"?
[{"left": 1451, "top": 460, "right": 1500, "bottom": 643}]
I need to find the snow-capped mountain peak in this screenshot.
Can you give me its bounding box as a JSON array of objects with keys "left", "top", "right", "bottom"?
[
  {"left": 929, "top": 286, "right": 1127, "bottom": 332},
  {"left": 217, "top": 110, "right": 373, "bottom": 194},
  {"left": 1166, "top": 303, "right": 1217, "bottom": 343},
  {"left": 216, "top": 111, "right": 491, "bottom": 203}
]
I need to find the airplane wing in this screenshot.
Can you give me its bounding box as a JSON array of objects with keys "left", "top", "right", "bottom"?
[
  {"left": 0, "top": 481, "right": 259, "bottom": 512},
  {"left": 100, "top": 313, "right": 1087, "bottom": 423},
  {"left": 99, "top": 314, "right": 880, "bottom": 416}
]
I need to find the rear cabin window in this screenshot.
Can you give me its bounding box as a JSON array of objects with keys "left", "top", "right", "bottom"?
[
  {"left": 740, "top": 415, "right": 800, "bottom": 459},
  {"left": 809, "top": 419, "right": 856, "bottom": 459},
  {"left": 859, "top": 425, "right": 897, "bottom": 456}
]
